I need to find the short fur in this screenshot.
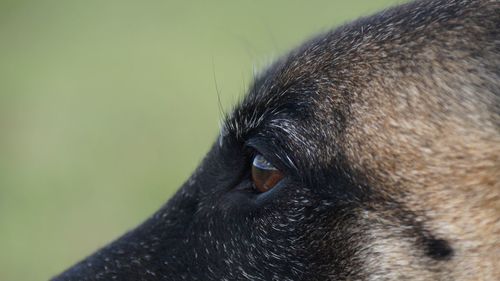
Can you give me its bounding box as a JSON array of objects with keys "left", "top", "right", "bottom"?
[{"left": 53, "top": 0, "right": 500, "bottom": 280}]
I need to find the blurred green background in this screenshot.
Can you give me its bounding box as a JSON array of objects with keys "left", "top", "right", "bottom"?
[{"left": 0, "top": 1, "right": 404, "bottom": 280}]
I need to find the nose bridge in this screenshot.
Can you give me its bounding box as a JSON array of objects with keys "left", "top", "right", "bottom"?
[
  {"left": 51, "top": 166, "right": 212, "bottom": 281},
  {"left": 51, "top": 144, "right": 225, "bottom": 280},
  {"left": 51, "top": 187, "right": 200, "bottom": 281}
]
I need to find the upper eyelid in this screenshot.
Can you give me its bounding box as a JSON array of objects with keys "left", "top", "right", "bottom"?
[
  {"left": 252, "top": 154, "right": 278, "bottom": 170},
  {"left": 244, "top": 138, "right": 290, "bottom": 173}
]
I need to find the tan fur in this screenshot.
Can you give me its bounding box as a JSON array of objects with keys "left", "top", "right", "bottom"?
[
  {"left": 340, "top": 23, "right": 500, "bottom": 281},
  {"left": 305, "top": 1, "right": 500, "bottom": 279}
]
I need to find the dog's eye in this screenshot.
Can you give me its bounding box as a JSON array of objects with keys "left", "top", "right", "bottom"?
[{"left": 251, "top": 154, "right": 284, "bottom": 193}]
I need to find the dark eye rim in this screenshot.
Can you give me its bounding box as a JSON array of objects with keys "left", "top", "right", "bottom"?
[
  {"left": 243, "top": 139, "right": 289, "bottom": 194},
  {"left": 243, "top": 138, "right": 289, "bottom": 173}
]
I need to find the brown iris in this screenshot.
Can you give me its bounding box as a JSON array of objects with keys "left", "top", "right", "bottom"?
[{"left": 251, "top": 154, "right": 284, "bottom": 193}]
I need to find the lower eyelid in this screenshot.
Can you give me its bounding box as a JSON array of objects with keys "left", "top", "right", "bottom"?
[{"left": 254, "top": 177, "right": 288, "bottom": 204}]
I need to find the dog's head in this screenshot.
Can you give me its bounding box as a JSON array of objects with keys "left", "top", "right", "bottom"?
[{"left": 53, "top": 0, "right": 499, "bottom": 280}]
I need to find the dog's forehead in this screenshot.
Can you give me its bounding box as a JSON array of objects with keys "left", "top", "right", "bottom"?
[
  {"left": 222, "top": 29, "right": 352, "bottom": 140},
  {"left": 219, "top": 20, "right": 367, "bottom": 164},
  {"left": 220, "top": 0, "right": 411, "bottom": 145},
  {"left": 220, "top": 0, "right": 499, "bottom": 183}
]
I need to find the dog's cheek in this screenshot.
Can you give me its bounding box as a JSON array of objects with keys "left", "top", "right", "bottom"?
[
  {"left": 186, "top": 182, "right": 329, "bottom": 279},
  {"left": 318, "top": 208, "right": 456, "bottom": 281}
]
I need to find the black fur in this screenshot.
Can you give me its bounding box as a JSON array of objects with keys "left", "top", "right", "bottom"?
[{"left": 52, "top": 0, "right": 499, "bottom": 280}]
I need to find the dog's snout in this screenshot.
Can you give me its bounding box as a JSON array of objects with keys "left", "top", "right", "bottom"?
[
  {"left": 51, "top": 177, "right": 206, "bottom": 280},
  {"left": 52, "top": 194, "right": 201, "bottom": 280},
  {"left": 51, "top": 146, "right": 238, "bottom": 280}
]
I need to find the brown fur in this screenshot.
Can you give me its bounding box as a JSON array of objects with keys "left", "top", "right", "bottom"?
[
  {"left": 322, "top": 1, "right": 500, "bottom": 279},
  {"left": 53, "top": 0, "right": 499, "bottom": 280},
  {"left": 262, "top": 0, "right": 499, "bottom": 279}
]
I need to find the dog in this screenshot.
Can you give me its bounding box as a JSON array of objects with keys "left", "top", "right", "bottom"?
[{"left": 52, "top": 0, "right": 499, "bottom": 280}]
